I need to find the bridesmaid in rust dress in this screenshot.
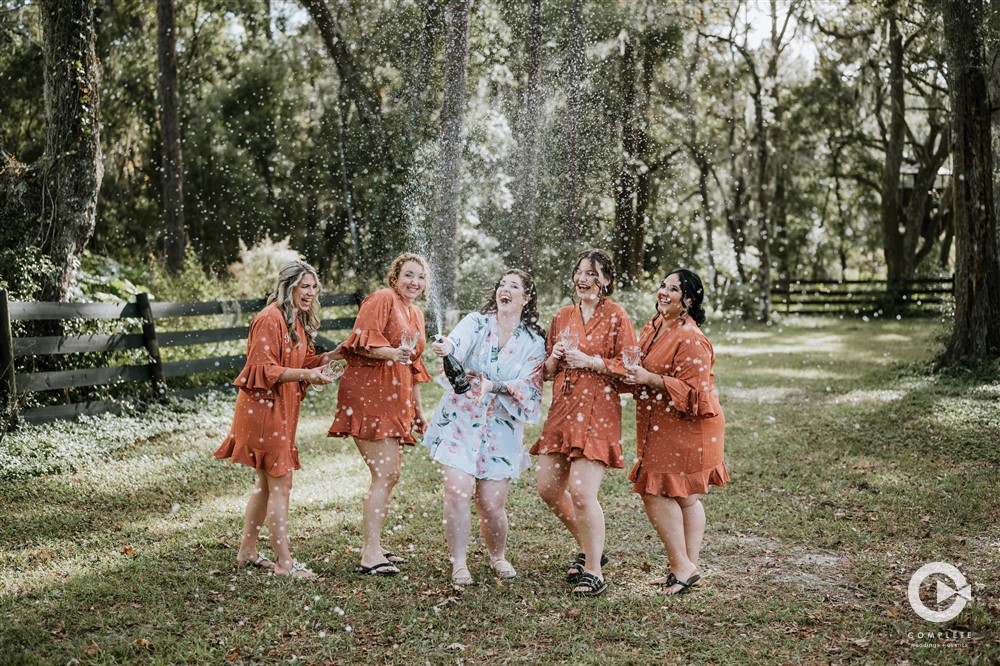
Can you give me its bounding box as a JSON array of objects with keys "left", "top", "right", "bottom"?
[
  {"left": 624, "top": 269, "right": 729, "bottom": 595},
  {"left": 328, "top": 253, "right": 432, "bottom": 576},
  {"left": 215, "top": 260, "right": 338, "bottom": 579},
  {"left": 530, "top": 249, "right": 636, "bottom": 597}
]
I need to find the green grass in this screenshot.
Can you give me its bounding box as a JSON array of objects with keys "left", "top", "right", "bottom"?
[{"left": 1, "top": 317, "right": 998, "bottom": 664}]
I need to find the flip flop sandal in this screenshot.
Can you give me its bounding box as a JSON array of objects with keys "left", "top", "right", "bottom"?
[
  {"left": 661, "top": 573, "right": 700, "bottom": 595},
  {"left": 566, "top": 552, "right": 610, "bottom": 583},
  {"left": 572, "top": 572, "right": 608, "bottom": 598},
  {"left": 383, "top": 551, "right": 408, "bottom": 564},
  {"left": 357, "top": 561, "right": 400, "bottom": 576},
  {"left": 647, "top": 572, "right": 677, "bottom": 587}
]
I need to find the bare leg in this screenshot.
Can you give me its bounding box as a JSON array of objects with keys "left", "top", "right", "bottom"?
[
  {"left": 354, "top": 437, "right": 402, "bottom": 571},
  {"left": 263, "top": 470, "right": 315, "bottom": 578},
  {"left": 474, "top": 478, "right": 513, "bottom": 575},
  {"left": 237, "top": 471, "right": 273, "bottom": 567},
  {"left": 642, "top": 494, "right": 698, "bottom": 593},
  {"left": 567, "top": 458, "right": 607, "bottom": 583},
  {"left": 442, "top": 465, "right": 476, "bottom": 582},
  {"left": 535, "top": 454, "right": 581, "bottom": 543},
  {"left": 679, "top": 496, "right": 705, "bottom": 567}
]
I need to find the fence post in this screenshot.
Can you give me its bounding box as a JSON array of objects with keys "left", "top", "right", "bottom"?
[
  {"left": 136, "top": 293, "right": 167, "bottom": 401},
  {"left": 0, "top": 290, "right": 17, "bottom": 429}
]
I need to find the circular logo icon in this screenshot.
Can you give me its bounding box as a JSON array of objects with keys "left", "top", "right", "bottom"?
[{"left": 908, "top": 562, "right": 972, "bottom": 622}]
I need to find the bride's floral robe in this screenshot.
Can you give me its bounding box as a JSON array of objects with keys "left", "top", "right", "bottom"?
[{"left": 422, "top": 312, "right": 546, "bottom": 480}]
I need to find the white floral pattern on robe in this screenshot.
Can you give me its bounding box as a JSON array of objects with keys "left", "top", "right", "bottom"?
[{"left": 422, "top": 312, "right": 546, "bottom": 480}]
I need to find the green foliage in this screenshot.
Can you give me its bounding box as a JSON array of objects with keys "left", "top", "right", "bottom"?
[{"left": 0, "top": 245, "right": 56, "bottom": 301}]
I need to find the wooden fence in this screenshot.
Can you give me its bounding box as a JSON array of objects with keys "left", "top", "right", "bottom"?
[
  {"left": 0, "top": 290, "right": 361, "bottom": 426},
  {"left": 771, "top": 277, "right": 954, "bottom": 315}
]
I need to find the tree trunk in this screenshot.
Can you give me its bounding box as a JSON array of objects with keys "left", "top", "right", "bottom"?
[
  {"left": 614, "top": 32, "right": 639, "bottom": 285},
  {"left": 752, "top": 88, "right": 771, "bottom": 322},
  {"left": 940, "top": 0, "right": 1000, "bottom": 364},
  {"left": 879, "top": 15, "right": 906, "bottom": 295},
  {"left": 37, "top": 0, "right": 104, "bottom": 302},
  {"left": 429, "top": 0, "right": 470, "bottom": 318},
  {"left": 510, "top": 0, "right": 543, "bottom": 272},
  {"left": 158, "top": 0, "right": 185, "bottom": 273},
  {"left": 562, "top": 0, "right": 584, "bottom": 241}
]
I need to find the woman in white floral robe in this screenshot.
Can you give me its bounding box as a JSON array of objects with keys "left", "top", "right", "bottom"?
[{"left": 423, "top": 269, "right": 546, "bottom": 586}]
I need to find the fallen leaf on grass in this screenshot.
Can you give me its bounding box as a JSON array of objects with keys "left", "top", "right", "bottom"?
[
  {"left": 207, "top": 569, "right": 222, "bottom": 576},
  {"left": 225, "top": 647, "right": 240, "bottom": 661},
  {"left": 853, "top": 638, "right": 870, "bottom": 648},
  {"left": 446, "top": 643, "right": 467, "bottom": 651},
  {"left": 84, "top": 643, "right": 100, "bottom": 656},
  {"left": 640, "top": 561, "right": 652, "bottom": 573},
  {"left": 120, "top": 546, "right": 138, "bottom": 558},
  {"left": 133, "top": 638, "right": 153, "bottom": 651}
]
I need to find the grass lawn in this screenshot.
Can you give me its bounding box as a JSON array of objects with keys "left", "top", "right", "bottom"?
[{"left": 1, "top": 317, "right": 998, "bottom": 664}]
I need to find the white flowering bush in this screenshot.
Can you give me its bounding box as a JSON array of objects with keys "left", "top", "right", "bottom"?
[
  {"left": 227, "top": 236, "right": 305, "bottom": 299},
  {"left": 0, "top": 393, "right": 233, "bottom": 481}
]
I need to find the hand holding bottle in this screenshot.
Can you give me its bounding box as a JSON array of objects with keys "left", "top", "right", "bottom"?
[{"left": 431, "top": 337, "right": 452, "bottom": 357}]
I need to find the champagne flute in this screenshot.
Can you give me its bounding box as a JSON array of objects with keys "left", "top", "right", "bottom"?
[
  {"left": 622, "top": 345, "right": 642, "bottom": 370},
  {"left": 312, "top": 362, "right": 344, "bottom": 392},
  {"left": 559, "top": 329, "right": 579, "bottom": 352},
  {"left": 400, "top": 329, "right": 420, "bottom": 365}
]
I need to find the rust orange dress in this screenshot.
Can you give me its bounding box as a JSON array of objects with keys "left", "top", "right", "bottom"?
[
  {"left": 327, "top": 288, "right": 431, "bottom": 445},
  {"left": 214, "top": 303, "right": 323, "bottom": 477},
  {"left": 628, "top": 316, "right": 729, "bottom": 497},
  {"left": 530, "top": 299, "right": 637, "bottom": 468}
]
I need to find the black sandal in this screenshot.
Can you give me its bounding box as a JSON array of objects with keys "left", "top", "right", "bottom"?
[
  {"left": 661, "top": 573, "right": 700, "bottom": 594},
  {"left": 356, "top": 561, "right": 400, "bottom": 576},
  {"left": 383, "top": 551, "right": 408, "bottom": 564},
  {"left": 566, "top": 552, "right": 610, "bottom": 583},
  {"left": 573, "top": 572, "right": 608, "bottom": 597}
]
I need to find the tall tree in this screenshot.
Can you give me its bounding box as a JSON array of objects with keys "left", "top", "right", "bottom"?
[
  {"left": 509, "top": 0, "right": 544, "bottom": 272},
  {"left": 157, "top": 0, "right": 185, "bottom": 273},
  {"left": 429, "top": 0, "right": 471, "bottom": 318},
  {"left": 939, "top": 0, "right": 1000, "bottom": 363},
  {"left": 0, "top": 0, "right": 103, "bottom": 302},
  {"left": 562, "top": 0, "right": 584, "bottom": 242}
]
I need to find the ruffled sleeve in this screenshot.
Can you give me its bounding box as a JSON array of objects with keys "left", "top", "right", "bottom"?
[
  {"left": 411, "top": 356, "right": 432, "bottom": 383},
  {"left": 659, "top": 332, "right": 721, "bottom": 418},
  {"left": 342, "top": 289, "right": 393, "bottom": 351},
  {"left": 232, "top": 308, "right": 288, "bottom": 390},
  {"left": 492, "top": 330, "right": 547, "bottom": 424}
]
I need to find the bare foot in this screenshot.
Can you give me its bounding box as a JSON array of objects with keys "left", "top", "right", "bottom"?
[
  {"left": 237, "top": 553, "right": 275, "bottom": 570},
  {"left": 273, "top": 561, "right": 319, "bottom": 580}
]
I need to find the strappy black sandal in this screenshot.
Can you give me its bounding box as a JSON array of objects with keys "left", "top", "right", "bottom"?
[
  {"left": 383, "top": 551, "right": 408, "bottom": 564},
  {"left": 566, "top": 552, "right": 610, "bottom": 583},
  {"left": 572, "top": 572, "right": 608, "bottom": 598}
]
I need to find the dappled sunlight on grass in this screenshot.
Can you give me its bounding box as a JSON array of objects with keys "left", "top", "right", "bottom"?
[{"left": 829, "top": 389, "right": 906, "bottom": 405}]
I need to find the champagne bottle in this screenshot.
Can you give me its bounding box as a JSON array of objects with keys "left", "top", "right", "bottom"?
[{"left": 435, "top": 335, "right": 471, "bottom": 394}]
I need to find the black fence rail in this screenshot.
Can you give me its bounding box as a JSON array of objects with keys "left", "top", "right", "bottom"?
[
  {"left": 771, "top": 277, "right": 953, "bottom": 315},
  {"left": 0, "top": 290, "right": 361, "bottom": 426}
]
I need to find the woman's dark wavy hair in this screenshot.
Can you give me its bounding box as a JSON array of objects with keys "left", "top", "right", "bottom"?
[
  {"left": 479, "top": 269, "right": 546, "bottom": 338},
  {"left": 571, "top": 248, "right": 616, "bottom": 297},
  {"left": 653, "top": 268, "right": 707, "bottom": 327}
]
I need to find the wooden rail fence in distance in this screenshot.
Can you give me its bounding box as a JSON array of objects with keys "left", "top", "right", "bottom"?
[
  {"left": 771, "top": 277, "right": 953, "bottom": 315},
  {"left": 0, "top": 291, "right": 361, "bottom": 426}
]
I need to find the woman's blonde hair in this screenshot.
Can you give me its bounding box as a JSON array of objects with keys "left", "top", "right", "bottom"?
[
  {"left": 266, "top": 260, "right": 321, "bottom": 347},
  {"left": 385, "top": 252, "right": 430, "bottom": 297}
]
